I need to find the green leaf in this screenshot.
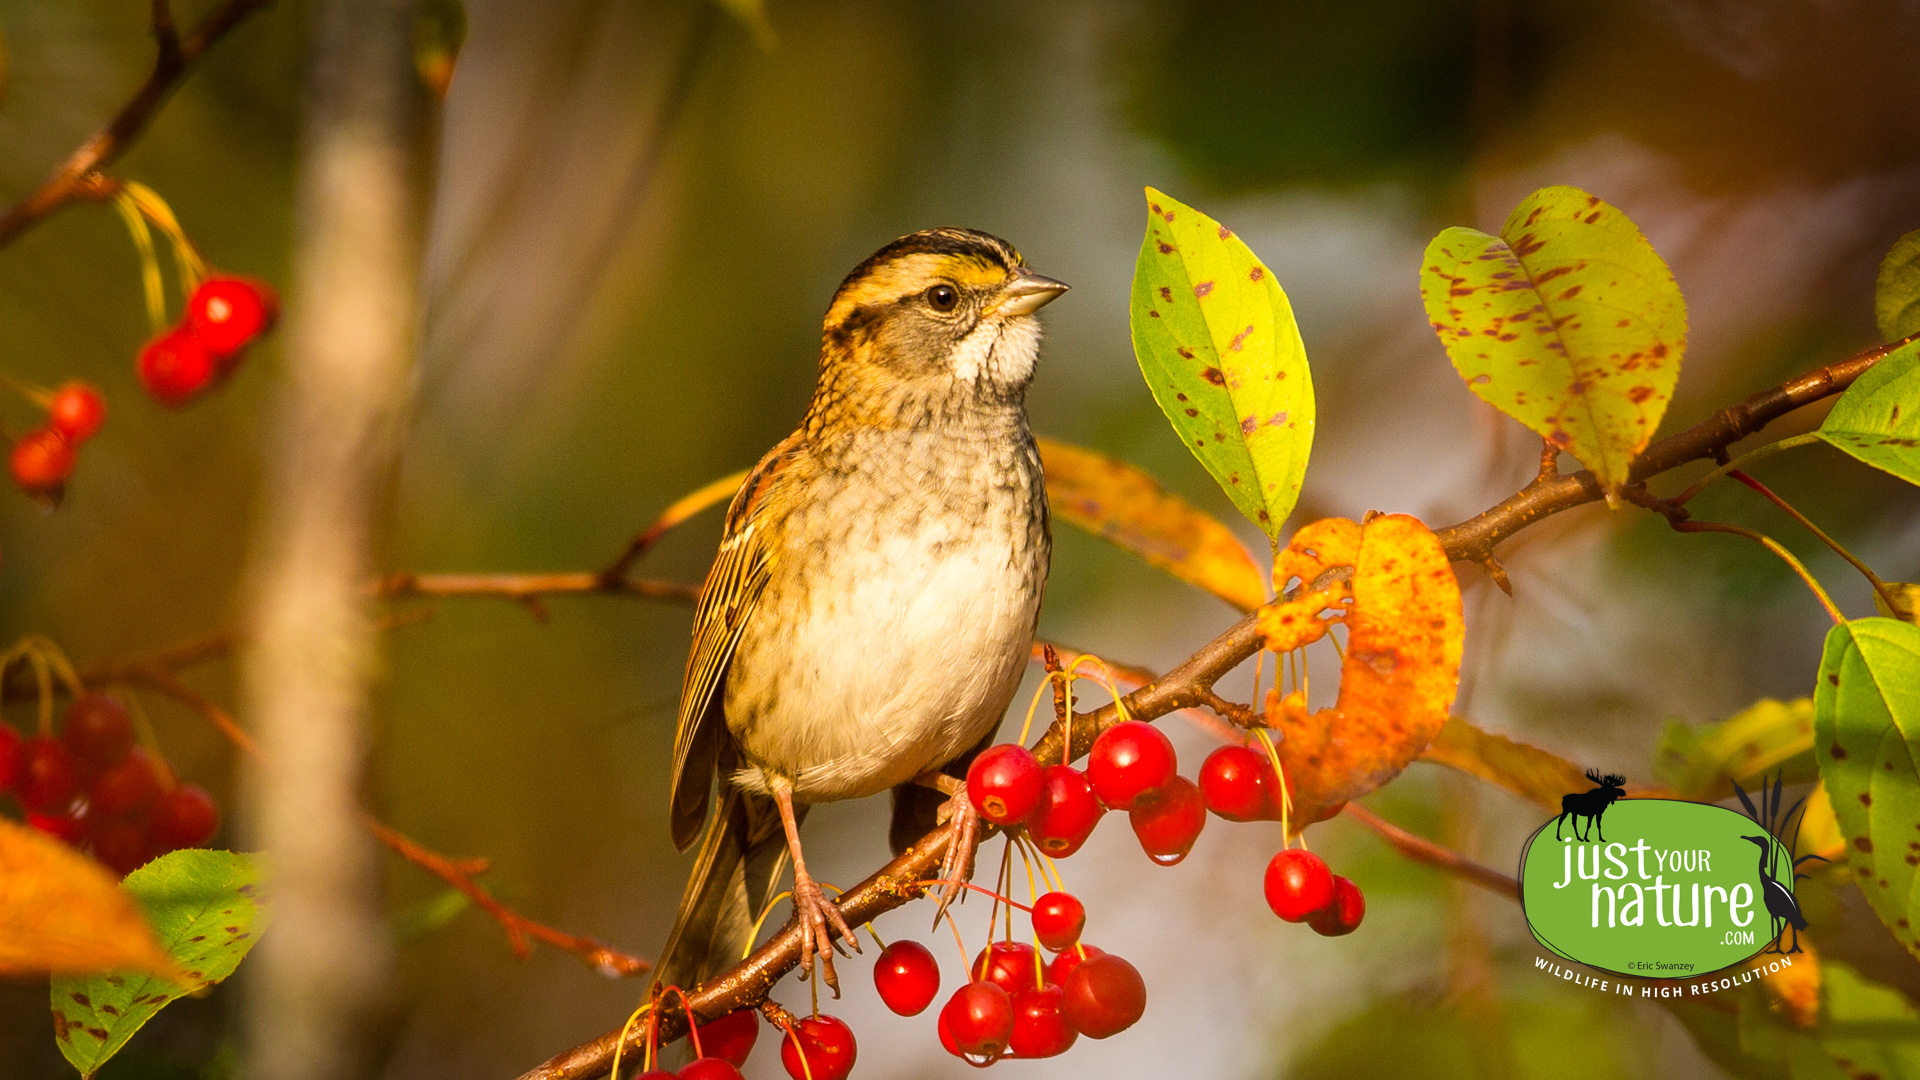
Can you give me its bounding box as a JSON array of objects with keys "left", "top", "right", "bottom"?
[
  {"left": 1877, "top": 229, "right": 1920, "bottom": 342},
  {"left": 1130, "top": 187, "right": 1315, "bottom": 539},
  {"left": 1813, "top": 617, "right": 1920, "bottom": 957},
  {"left": 1420, "top": 186, "right": 1686, "bottom": 495},
  {"left": 52, "top": 851, "right": 266, "bottom": 1077},
  {"left": 1819, "top": 960, "right": 1920, "bottom": 1078},
  {"left": 1817, "top": 339, "right": 1920, "bottom": 485},
  {"left": 1652, "top": 697, "right": 1816, "bottom": 800}
]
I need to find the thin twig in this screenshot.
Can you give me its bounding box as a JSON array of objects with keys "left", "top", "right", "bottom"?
[
  {"left": 1728, "top": 468, "right": 1899, "bottom": 612},
  {"left": 1343, "top": 803, "right": 1520, "bottom": 901},
  {"left": 0, "top": 0, "right": 271, "bottom": 247}
]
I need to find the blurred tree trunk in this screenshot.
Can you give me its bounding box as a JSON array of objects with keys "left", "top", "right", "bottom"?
[{"left": 238, "top": 1, "right": 423, "bottom": 1078}]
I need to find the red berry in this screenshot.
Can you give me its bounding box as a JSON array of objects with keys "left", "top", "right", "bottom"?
[
  {"left": 693, "top": 1008, "right": 758, "bottom": 1067},
  {"left": 1129, "top": 774, "right": 1207, "bottom": 865},
  {"left": 873, "top": 939, "right": 940, "bottom": 1016},
  {"left": 971, "top": 940, "right": 1043, "bottom": 995},
  {"left": 1264, "top": 849, "right": 1335, "bottom": 922},
  {"left": 1199, "top": 744, "right": 1273, "bottom": 822},
  {"left": 778, "top": 1014, "right": 855, "bottom": 1080},
  {"left": 676, "top": 1059, "right": 742, "bottom": 1080},
  {"left": 939, "top": 981, "right": 1013, "bottom": 1062},
  {"left": 1086, "top": 721, "right": 1177, "bottom": 811},
  {"left": 1308, "top": 875, "right": 1366, "bottom": 937},
  {"left": 62, "top": 693, "right": 134, "bottom": 776},
  {"left": 0, "top": 724, "right": 20, "bottom": 792},
  {"left": 1062, "top": 953, "right": 1146, "bottom": 1039},
  {"left": 635, "top": 1072, "right": 673, "bottom": 1080},
  {"left": 1046, "top": 943, "right": 1104, "bottom": 987},
  {"left": 47, "top": 382, "right": 106, "bottom": 444},
  {"left": 150, "top": 784, "right": 221, "bottom": 851},
  {"left": 90, "top": 746, "right": 163, "bottom": 818},
  {"left": 1030, "top": 891, "right": 1085, "bottom": 952},
  {"left": 1025, "top": 765, "right": 1102, "bottom": 858},
  {"left": 28, "top": 807, "right": 87, "bottom": 844},
  {"left": 966, "top": 743, "right": 1043, "bottom": 826},
  {"left": 185, "top": 277, "right": 278, "bottom": 358},
  {"left": 138, "top": 329, "right": 217, "bottom": 406},
  {"left": 18, "top": 737, "right": 78, "bottom": 812},
  {"left": 10, "top": 428, "right": 74, "bottom": 494},
  {"left": 90, "top": 815, "right": 152, "bottom": 875},
  {"left": 1008, "top": 983, "right": 1078, "bottom": 1058}
]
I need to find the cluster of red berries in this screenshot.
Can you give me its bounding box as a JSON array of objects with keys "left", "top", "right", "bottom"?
[
  {"left": 9, "top": 382, "right": 106, "bottom": 499},
  {"left": 0, "top": 693, "right": 220, "bottom": 874},
  {"left": 137, "top": 276, "right": 277, "bottom": 407},
  {"left": 967, "top": 723, "right": 1365, "bottom": 935},
  {"left": 966, "top": 720, "right": 1204, "bottom": 863}
]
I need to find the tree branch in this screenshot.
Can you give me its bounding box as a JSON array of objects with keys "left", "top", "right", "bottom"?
[
  {"left": 512, "top": 341, "right": 1896, "bottom": 1080},
  {"left": 0, "top": 0, "right": 271, "bottom": 248}
]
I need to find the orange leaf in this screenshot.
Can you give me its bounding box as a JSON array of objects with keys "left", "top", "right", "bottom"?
[
  {"left": 1266, "top": 514, "right": 1465, "bottom": 826},
  {"left": 0, "top": 818, "right": 182, "bottom": 980},
  {"left": 1037, "top": 437, "right": 1267, "bottom": 612}
]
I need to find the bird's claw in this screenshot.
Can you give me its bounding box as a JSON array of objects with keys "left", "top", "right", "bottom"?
[
  {"left": 792, "top": 872, "right": 859, "bottom": 995},
  {"left": 932, "top": 791, "right": 981, "bottom": 925}
]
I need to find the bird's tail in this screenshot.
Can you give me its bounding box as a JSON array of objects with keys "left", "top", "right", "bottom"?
[{"left": 655, "top": 785, "right": 791, "bottom": 992}]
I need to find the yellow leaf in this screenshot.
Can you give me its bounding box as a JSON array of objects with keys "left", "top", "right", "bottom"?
[
  {"left": 1420, "top": 717, "right": 1590, "bottom": 812},
  {"left": 1038, "top": 437, "right": 1267, "bottom": 612},
  {"left": 0, "top": 818, "right": 181, "bottom": 980},
  {"left": 1266, "top": 515, "right": 1465, "bottom": 825}
]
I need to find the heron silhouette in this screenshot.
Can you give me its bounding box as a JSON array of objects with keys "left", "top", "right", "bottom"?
[{"left": 1732, "top": 773, "right": 1828, "bottom": 956}]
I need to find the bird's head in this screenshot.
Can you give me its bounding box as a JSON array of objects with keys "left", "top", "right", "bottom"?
[{"left": 814, "top": 228, "right": 1068, "bottom": 414}]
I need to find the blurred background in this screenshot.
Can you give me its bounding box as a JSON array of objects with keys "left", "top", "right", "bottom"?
[{"left": 2, "top": 0, "right": 1919, "bottom": 1077}]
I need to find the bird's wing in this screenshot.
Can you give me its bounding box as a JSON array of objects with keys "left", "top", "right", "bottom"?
[{"left": 669, "top": 432, "right": 806, "bottom": 852}]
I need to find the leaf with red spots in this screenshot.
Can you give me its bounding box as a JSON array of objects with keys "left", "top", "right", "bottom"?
[
  {"left": 1036, "top": 437, "right": 1267, "bottom": 611},
  {"left": 1131, "top": 187, "right": 1315, "bottom": 540},
  {"left": 1813, "top": 617, "right": 1920, "bottom": 958},
  {"left": 1877, "top": 228, "right": 1920, "bottom": 342},
  {"left": 1419, "top": 186, "right": 1686, "bottom": 496},
  {"left": 1261, "top": 514, "right": 1465, "bottom": 826},
  {"left": 1818, "top": 339, "right": 1920, "bottom": 486},
  {"left": 52, "top": 850, "right": 265, "bottom": 1077}
]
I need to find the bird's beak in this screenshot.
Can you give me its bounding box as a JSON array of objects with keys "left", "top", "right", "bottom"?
[{"left": 996, "top": 269, "right": 1069, "bottom": 316}]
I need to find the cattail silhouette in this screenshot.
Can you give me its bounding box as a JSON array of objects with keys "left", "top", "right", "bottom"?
[{"left": 1555, "top": 769, "right": 1626, "bottom": 842}]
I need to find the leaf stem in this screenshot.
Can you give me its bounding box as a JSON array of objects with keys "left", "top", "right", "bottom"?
[
  {"left": 1727, "top": 468, "right": 1899, "bottom": 614},
  {"left": 1674, "top": 520, "right": 1847, "bottom": 626},
  {"left": 1671, "top": 432, "right": 1821, "bottom": 506}
]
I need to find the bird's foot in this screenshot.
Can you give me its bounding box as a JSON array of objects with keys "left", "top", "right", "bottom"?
[
  {"left": 932, "top": 789, "right": 981, "bottom": 924},
  {"left": 791, "top": 869, "right": 859, "bottom": 995}
]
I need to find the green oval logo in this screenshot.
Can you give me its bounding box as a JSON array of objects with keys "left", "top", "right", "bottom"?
[{"left": 1519, "top": 799, "right": 1799, "bottom": 978}]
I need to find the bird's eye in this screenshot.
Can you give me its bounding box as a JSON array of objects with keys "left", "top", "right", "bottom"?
[{"left": 926, "top": 284, "right": 958, "bottom": 312}]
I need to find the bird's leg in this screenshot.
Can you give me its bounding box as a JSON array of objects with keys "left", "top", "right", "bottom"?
[
  {"left": 771, "top": 781, "right": 858, "bottom": 995},
  {"left": 914, "top": 769, "right": 982, "bottom": 921}
]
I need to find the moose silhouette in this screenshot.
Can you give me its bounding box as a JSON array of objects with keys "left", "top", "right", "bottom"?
[{"left": 1554, "top": 769, "right": 1626, "bottom": 842}]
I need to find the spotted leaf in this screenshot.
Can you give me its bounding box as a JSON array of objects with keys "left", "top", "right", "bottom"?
[
  {"left": 1421, "top": 186, "right": 1686, "bottom": 495},
  {"left": 52, "top": 850, "right": 266, "bottom": 1077},
  {"left": 1812, "top": 617, "right": 1920, "bottom": 959},
  {"left": 1131, "top": 187, "right": 1315, "bottom": 540},
  {"left": 1265, "top": 514, "right": 1465, "bottom": 826},
  {"left": 1877, "top": 228, "right": 1920, "bottom": 342},
  {"left": 1818, "top": 338, "right": 1920, "bottom": 486},
  {"left": 1036, "top": 436, "right": 1267, "bottom": 611},
  {"left": 1420, "top": 717, "right": 1590, "bottom": 813}
]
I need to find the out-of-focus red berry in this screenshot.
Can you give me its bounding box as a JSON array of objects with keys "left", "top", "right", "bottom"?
[
  {"left": 150, "top": 784, "right": 221, "bottom": 851},
  {"left": 89, "top": 815, "right": 152, "bottom": 875},
  {"left": 90, "top": 746, "right": 163, "bottom": 818},
  {"left": 18, "top": 737, "right": 78, "bottom": 812},
  {"left": 28, "top": 807, "right": 87, "bottom": 845},
  {"left": 185, "top": 277, "right": 278, "bottom": 358},
  {"left": 61, "top": 693, "right": 134, "bottom": 777},
  {"left": 10, "top": 429, "right": 74, "bottom": 494},
  {"left": 1062, "top": 953, "right": 1146, "bottom": 1039},
  {"left": 47, "top": 382, "right": 106, "bottom": 444},
  {"left": 137, "top": 329, "right": 217, "bottom": 406},
  {"left": 0, "top": 724, "right": 21, "bottom": 792}
]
